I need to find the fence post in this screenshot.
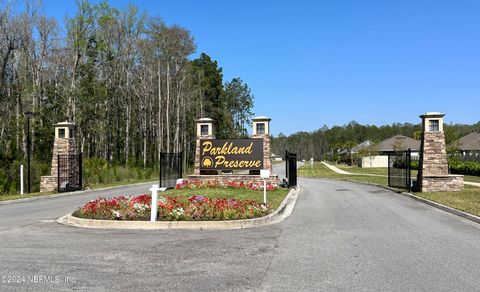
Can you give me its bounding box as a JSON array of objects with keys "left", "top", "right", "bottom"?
[
  {"left": 57, "top": 154, "right": 60, "bottom": 192},
  {"left": 179, "top": 152, "right": 183, "bottom": 178},
  {"left": 407, "top": 149, "right": 411, "bottom": 192},
  {"left": 387, "top": 152, "right": 391, "bottom": 187},
  {"left": 20, "top": 165, "right": 24, "bottom": 195},
  {"left": 159, "top": 153, "right": 163, "bottom": 188},
  {"left": 285, "top": 150, "right": 289, "bottom": 179},
  {"left": 79, "top": 153, "right": 83, "bottom": 190}
]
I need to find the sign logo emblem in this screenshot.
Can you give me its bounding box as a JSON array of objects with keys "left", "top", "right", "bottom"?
[{"left": 202, "top": 157, "right": 213, "bottom": 168}]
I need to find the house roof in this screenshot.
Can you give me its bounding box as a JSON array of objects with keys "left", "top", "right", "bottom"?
[
  {"left": 370, "top": 135, "right": 420, "bottom": 152},
  {"left": 338, "top": 140, "right": 374, "bottom": 155},
  {"left": 457, "top": 132, "right": 480, "bottom": 151},
  {"left": 351, "top": 140, "right": 374, "bottom": 153}
]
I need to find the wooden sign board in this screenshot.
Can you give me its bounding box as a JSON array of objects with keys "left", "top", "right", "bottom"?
[{"left": 199, "top": 139, "right": 263, "bottom": 170}]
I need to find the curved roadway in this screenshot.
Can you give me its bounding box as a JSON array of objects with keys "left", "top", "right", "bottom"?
[{"left": 0, "top": 163, "right": 479, "bottom": 291}]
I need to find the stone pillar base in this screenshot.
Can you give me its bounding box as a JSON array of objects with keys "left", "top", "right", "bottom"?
[
  {"left": 40, "top": 176, "right": 57, "bottom": 193},
  {"left": 420, "top": 175, "right": 464, "bottom": 192},
  {"left": 187, "top": 174, "right": 280, "bottom": 185}
]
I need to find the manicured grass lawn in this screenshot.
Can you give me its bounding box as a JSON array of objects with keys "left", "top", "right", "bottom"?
[
  {"left": 415, "top": 186, "right": 480, "bottom": 217},
  {"left": 464, "top": 175, "right": 480, "bottom": 184},
  {"left": 334, "top": 164, "right": 388, "bottom": 176},
  {"left": 299, "top": 162, "right": 388, "bottom": 186},
  {"left": 272, "top": 160, "right": 284, "bottom": 165},
  {"left": 335, "top": 164, "right": 419, "bottom": 178},
  {"left": 165, "top": 187, "right": 290, "bottom": 210},
  {"left": 0, "top": 191, "right": 56, "bottom": 202}
]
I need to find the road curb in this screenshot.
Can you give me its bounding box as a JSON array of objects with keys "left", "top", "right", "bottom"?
[
  {"left": 360, "top": 181, "right": 480, "bottom": 225},
  {"left": 56, "top": 186, "right": 302, "bottom": 230},
  {"left": 0, "top": 180, "right": 158, "bottom": 206},
  {"left": 395, "top": 190, "right": 480, "bottom": 224}
]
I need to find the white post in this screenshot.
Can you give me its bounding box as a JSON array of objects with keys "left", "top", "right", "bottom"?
[
  {"left": 149, "top": 184, "right": 159, "bottom": 222},
  {"left": 20, "top": 164, "right": 24, "bottom": 195},
  {"left": 260, "top": 169, "right": 270, "bottom": 206},
  {"left": 263, "top": 179, "right": 267, "bottom": 205}
]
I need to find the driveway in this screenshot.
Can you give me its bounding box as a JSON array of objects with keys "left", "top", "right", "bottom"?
[{"left": 0, "top": 169, "right": 479, "bottom": 291}]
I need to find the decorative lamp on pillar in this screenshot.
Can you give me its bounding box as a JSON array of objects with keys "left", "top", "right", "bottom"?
[
  {"left": 195, "top": 118, "right": 215, "bottom": 139},
  {"left": 251, "top": 116, "right": 272, "bottom": 174},
  {"left": 194, "top": 118, "right": 215, "bottom": 175},
  {"left": 252, "top": 116, "right": 271, "bottom": 137}
]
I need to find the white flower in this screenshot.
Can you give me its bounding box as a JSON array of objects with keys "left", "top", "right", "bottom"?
[
  {"left": 172, "top": 207, "right": 185, "bottom": 217},
  {"left": 133, "top": 203, "right": 148, "bottom": 212}
]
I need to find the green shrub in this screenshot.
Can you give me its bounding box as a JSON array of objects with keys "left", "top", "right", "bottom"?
[
  {"left": 0, "top": 159, "right": 49, "bottom": 195},
  {"left": 82, "top": 158, "right": 158, "bottom": 188},
  {"left": 410, "top": 160, "right": 419, "bottom": 170},
  {"left": 449, "top": 161, "right": 480, "bottom": 176}
]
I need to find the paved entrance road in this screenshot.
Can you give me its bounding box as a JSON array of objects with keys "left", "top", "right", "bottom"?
[{"left": 1, "top": 167, "right": 479, "bottom": 291}]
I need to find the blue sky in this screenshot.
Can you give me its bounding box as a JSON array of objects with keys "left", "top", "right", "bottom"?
[{"left": 40, "top": 0, "right": 480, "bottom": 135}]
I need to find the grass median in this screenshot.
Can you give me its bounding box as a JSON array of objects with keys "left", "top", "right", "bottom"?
[
  {"left": 164, "top": 187, "right": 290, "bottom": 211},
  {"left": 299, "top": 162, "right": 388, "bottom": 186}
]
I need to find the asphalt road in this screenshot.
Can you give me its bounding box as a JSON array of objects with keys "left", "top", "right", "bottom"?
[{"left": 1, "top": 164, "right": 479, "bottom": 291}]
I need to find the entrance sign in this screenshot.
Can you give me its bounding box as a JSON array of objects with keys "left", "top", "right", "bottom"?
[{"left": 200, "top": 139, "right": 263, "bottom": 170}]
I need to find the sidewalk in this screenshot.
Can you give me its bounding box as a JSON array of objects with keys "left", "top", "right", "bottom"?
[
  {"left": 321, "top": 161, "right": 479, "bottom": 187},
  {"left": 321, "top": 162, "right": 385, "bottom": 177},
  {"left": 320, "top": 162, "right": 351, "bottom": 174}
]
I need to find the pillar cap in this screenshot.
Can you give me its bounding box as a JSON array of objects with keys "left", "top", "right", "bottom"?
[
  {"left": 252, "top": 116, "right": 271, "bottom": 122},
  {"left": 420, "top": 112, "right": 445, "bottom": 119},
  {"left": 195, "top": 118, "right": 215, "bottom": 123},
  {"left": 53, "top": 121, "right": 76, "bottom": 127}
]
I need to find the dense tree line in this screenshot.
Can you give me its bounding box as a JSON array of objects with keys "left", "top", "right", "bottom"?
[
  {"left": 272, "top": 121, "right": 480, "bottom": 161},
  {"left": 0, "top": 1, "right": 254, "bottom": 176}
]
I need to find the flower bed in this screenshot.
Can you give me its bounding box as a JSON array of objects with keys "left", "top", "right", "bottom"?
[{"left": 72, "top": 194, "right": 270, "bottom": 221}]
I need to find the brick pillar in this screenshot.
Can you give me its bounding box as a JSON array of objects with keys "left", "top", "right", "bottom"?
[
  {"left": 418, "top": 112, "right": 463, "bottom": 192},
  {"left": 50, "top": 138, "right": 76, "bottom": 177},
  {"left": 194, "top": 135, "right": 215, "bottom": 175},
  {"left": 251, "top": 116, "right": 272, "bottom": 173},
  {"left": 40, "top": 121, "right": 77, "bottom": 192},
  {"left": 194, "top": 118, "right": 215, "bottom": 175},
  {"left": 252, "top": 134, "right": 272, "bottom": 173},
  {"left": 418, "top": 132, "right": 448, "bottom": 177}
]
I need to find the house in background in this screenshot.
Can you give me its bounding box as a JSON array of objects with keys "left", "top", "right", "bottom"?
[
  {"left": 337, "top": 140, "right": 374, "bottom": 165},
  {"left": 456, "top": 132, "right": 480, "bottom": 162},
  {"left": 359, "top": 135, "right": 420, "bottom": 168}
]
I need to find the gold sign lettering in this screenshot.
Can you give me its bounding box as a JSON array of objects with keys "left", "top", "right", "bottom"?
[{"left": 199, "top": 139, "right": 263, "bottom": 170}]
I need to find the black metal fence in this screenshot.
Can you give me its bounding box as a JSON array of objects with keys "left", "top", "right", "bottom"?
[
  {"left": 58, "top": 153, "right": 82, "bottom": 192},
  {"left": 285, "top": 150, "right": 297, "bottom": 187},
  {"left": 160, "top": 152, "right": 182, "bottom": 189},
  {"left": 388, "top": 149, "right": 411, "bottom": 191}
]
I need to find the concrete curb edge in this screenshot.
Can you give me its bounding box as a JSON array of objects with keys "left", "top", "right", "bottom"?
[
  {"left": 56, "top": 186, "right": 302, "bottom": 230},
  {"left": 396, "top": 190, "right": 480, "bottom": 224}
]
